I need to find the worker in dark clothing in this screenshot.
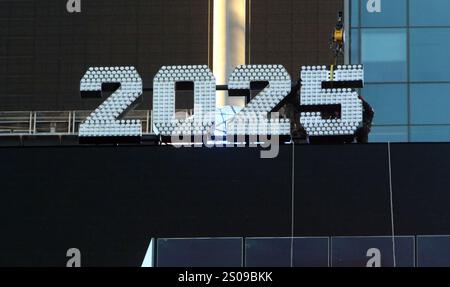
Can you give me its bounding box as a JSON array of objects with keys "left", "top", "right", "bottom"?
[
  {"left": 284, "top": 80, "right": 307, "bottom": 143},
  {"left": 355, "top": 95, "right": 375, "bottom": 143}
]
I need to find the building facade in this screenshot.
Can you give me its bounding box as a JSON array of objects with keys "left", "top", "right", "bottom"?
[
  {"left": 350, "top": 0, "right": 450, "bottom": 142},
  {"left": 0, "top": 0, "right": 342, "bottom": 111},
  {"left": 2, "top": 0, "right": 449, "bottom": 142}
]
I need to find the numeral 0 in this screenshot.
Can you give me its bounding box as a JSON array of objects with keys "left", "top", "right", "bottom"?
[{"left": 153, "top": 65, "right": 216, "bottom": 136}]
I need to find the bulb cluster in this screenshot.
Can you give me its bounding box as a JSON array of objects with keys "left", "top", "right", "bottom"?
[
  {"left": 229, "top": 65, "right": 291, "bottom": 115},
  {"left": 153, "top": 65, "right": 216, "bottom": 136},
  {"left": 333, "top": 65, "right": 364, "bottom": 81},
  {"left": 227, "top": 117, "right": 291, "bottom": 136},
  {"left": 155, "top": 119, "right": 215, "bottom": 136},
  {"left": 300, "top": 65, "right": 364, "bottom": 137},
  {"left": 79, "top": 66, "right": 143, "bottom": 137},
  {"left": 227, "top": 65, "right": 291, "bottom": 135}
]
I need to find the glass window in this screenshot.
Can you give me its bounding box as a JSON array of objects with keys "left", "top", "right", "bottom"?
[
  {"left": 361, "top": 28, "right": 407, "bottom": 82},
  {"left": 369, "top": 126, "right": 408, "bottom": 142},
  {"left": 351, "top": 0, "right": 360, "bottom": 27},
  {"left": 350, "top": 29, "right": 360, "bottom": 64},
  {"left": 363, "top": 84, "right": 407, "bottom": 125},
  {"left": 410, "top": 28, "right": 450, "bottom": 82},
  {"left": 411, "top": 84, "right": 450, "bottom": 125},
  {"left": 245, "top": 238, "right": 329, "bottom": 267},
  {"left": 410, "top": 126, "right": 450, "bottom": 142},
  {"left": 410, "top": 0, "right": 450, "bottom": 26},
  {"left": 361, "top": 0, "right": 407, "bottom": 27},
  {"left": 417, "top": 236, "right": 450, "bottom": 267},
  {"left": 245, "top": 238, "right": 291, "bottom": 267},
  {"left": 156, "top": 238, "right": 242, "bottom": 267},
  {"left": 331, "top": 236, "right": 415, "bottom": 267}
]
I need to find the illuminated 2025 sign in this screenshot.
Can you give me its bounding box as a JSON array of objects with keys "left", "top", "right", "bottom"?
[{"left": 78, "top": 64, "right": 364, "bottom": 140}]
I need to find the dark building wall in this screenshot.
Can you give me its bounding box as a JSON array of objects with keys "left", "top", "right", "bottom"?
[
  {"left": 248, "top": 0, "right": 344, "bottom": 78},
  {"left": 1, "top": 143, "right": 450, "bottom": 266},
  {"left": 0, "top": 0, "right": 210, "bottom": 111},
  {"left": 0, "top": 0, "right": 343, "bottom": 111}
]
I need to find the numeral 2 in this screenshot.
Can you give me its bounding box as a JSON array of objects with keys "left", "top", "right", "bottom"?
[
  {"left": 79, "top": 66, "right": 143, "bottom": 137},
  {"left": 226, "top": 64, "right": 292, "bottom": 136}
]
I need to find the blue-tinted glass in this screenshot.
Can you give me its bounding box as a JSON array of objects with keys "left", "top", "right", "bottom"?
[
  {"left": 411, "top": 84, "right": 450, "bottom": 125},
  {"left": 157, "top": 238, "right": 242, "bottom": 267},
  {"left": 362, "top": 28, "right": 407, "bottom": 82},
  {"left": 293, "top": 238, "right": 329, "bottom": 267},
  {"left": 410, "top": 28, "right": 450, "bottom": 82},
  {"left": 410, "top": 126, "right": 450, "bottom": 142},
  {"left": 361, "top": 0, "right": 407, "bottom": 27},
  {"left": 331, "top": 236, "right": 415, "bottom": 267},
  {"left": 410, "top": 0, "right": 450, "bottom": 26},
  {"left": 363, "top": 84, "right": 407, "bottom": 125},
  {"left": 417, "top": 236, "right": 450, "bottom": 267},
  {"left": 351, "top": 0, "right": 360, "bottom": 27},
  {"left": 350, "top": 29, "right": 360, "bottom": 64},
  {"left": 245, "top": 238, "right": 291, "bottom": 267},
  {"left": 245, "top": 238, "right": 329, "bottom": 267},
  {"left": 369, "top": 126, "right": 408, "bottom": 142}
]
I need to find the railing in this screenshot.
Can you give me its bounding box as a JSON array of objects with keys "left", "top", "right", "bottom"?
[{"left": 0, "top": 110, "right": 164, "bottom": 136}]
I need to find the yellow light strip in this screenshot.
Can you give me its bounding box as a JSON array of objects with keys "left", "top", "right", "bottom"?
[
  {"left": 330, "top": 65, "right": 334, "bottom": 81},
  {"left": 230, "top": 0, "right": 246, "bottom": 69},
  {"left": 213, "top": 0, "right": 246, "bottom": 107},
  {"left": 213, "top": 0, "right": 227, "bottom": 86}
]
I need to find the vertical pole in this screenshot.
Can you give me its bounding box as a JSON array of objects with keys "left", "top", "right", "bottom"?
[
  {"left": 68, "top": 111, "right": 72, "bottom": 134},
  {"left": 146, "top": 110, "right": 150, "bottom": 134},
  {"left": 33, "top": 112, "right": 37, "bottom": 134},
  {"left": 28, "top": 112, "right": 33, "bottom": 134},
  {"left": 213, "top": 0, "right": 246, "bottom": 107},
  {"left": 344, "top": 0, "right": 350, "bottom": 65},
  {"left": 72, "top": 111, "right": 76, "bottom": 134}
]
